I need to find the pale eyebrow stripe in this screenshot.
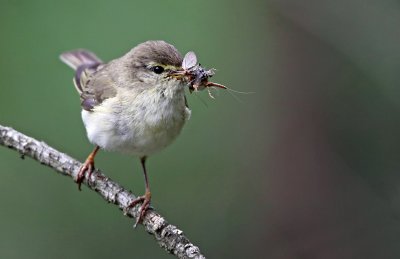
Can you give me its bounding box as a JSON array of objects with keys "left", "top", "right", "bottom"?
[{"left": 146, "top": 62, "right": 181, "bottom": 70}]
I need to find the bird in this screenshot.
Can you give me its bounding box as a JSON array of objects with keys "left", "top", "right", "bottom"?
[{"left": 60, "top": 41, "right": 191, "bottom": 225}]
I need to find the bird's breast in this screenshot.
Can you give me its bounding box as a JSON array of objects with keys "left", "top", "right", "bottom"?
[{"left": 82, "top": 85, "right": 190, "bottom": 156}]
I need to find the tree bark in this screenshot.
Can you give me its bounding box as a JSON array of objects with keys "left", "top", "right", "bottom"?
[{"left": 0, "top": 124, "right": 205, "bottom": 259}]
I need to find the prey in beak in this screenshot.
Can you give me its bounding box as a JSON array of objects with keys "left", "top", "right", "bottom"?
[{"left": 168, "top": 51, "right": 227, "bottom": 95}]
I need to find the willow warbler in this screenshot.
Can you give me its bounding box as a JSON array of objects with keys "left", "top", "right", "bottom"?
[{"left": 60, "top": 41, "right": 192, "bottom": 225}]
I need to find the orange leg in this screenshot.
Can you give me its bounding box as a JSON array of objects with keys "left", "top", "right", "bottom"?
[
  {"left": 76, "top": 146, "right": 100, "bottom": 190},
  {"left": 128, "top": 156, "right": 152, "bottom": 227}
]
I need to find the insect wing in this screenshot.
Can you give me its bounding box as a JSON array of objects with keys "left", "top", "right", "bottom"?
[{"left": 182, "top": 51, "right": 197, "bottom": 69}]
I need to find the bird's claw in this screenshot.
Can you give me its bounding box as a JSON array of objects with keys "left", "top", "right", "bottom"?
[
  {"left": 76, "top": 158, "right": 95, "bottom": 191},
  {"left": 128, "top": 191, "right": 152, "bottom": 227}
]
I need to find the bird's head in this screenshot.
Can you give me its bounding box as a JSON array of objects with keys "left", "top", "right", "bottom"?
[{"left": 123, "top": 41, "right": 186, "bottom": 87}]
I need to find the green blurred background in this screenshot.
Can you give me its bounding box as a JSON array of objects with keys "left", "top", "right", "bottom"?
[{"left": 2, "top": 0, "right": 400, "bottom": 258}]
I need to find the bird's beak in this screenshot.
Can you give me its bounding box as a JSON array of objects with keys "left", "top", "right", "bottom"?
[{"left": 167, "top": 69, "right": 187, "bottom": 80}]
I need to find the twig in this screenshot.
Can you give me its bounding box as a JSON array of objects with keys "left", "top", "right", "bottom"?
[{"left": 0, "top": 124, "right": 205, "bottom": 259}]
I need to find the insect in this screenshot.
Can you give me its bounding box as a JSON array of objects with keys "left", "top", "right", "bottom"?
[{"left": 173, "top": 51, "right": 227, "bottom": 98}]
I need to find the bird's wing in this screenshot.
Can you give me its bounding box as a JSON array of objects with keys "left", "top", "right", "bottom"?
[
  {"left": 80, "top": 68, "right": 118, "bottom": 111},
  {"left": 60, "top": 50, "right": 117, "bottom": 111}
]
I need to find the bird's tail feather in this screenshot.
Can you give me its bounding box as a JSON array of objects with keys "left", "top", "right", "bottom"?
[{"left": 59, "top": 49, "right": 103, "bottom": 71}]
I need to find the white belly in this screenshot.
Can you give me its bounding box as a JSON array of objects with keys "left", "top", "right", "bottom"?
[{"left": 81, "top": 87, "right": 190, "bottom": 157}]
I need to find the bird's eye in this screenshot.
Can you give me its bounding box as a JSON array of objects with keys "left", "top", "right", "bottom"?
[{"left": 151, "top": 66, "right": 164, "bottom": 74}]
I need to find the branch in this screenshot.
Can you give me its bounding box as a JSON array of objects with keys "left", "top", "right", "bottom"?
[{"left": 0, "top": 124, "right": 205, "bottom": 259}]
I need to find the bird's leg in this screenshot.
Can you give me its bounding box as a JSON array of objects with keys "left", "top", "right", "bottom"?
[
  {"left": 129, "top": 156, "right": 152, "bottom": 227},
  {"left": 76, "top": 145, "right": 100, "bottom": 190}
]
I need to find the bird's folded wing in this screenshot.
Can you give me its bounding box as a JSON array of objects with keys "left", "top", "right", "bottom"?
[
  {"left": 79, "top": 68, "right": 118, "bottom": 111},
  {"left": 60, "top": 49, "right": 117, "bottom": 111}
]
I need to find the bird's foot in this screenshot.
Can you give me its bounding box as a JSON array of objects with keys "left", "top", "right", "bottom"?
[
  {"left": 76, "top": 146, "right": 100, "bottom": 190},
  {"left": 128, "top": 191, "right": 152, "bottom": 227},
  {"left": 76, "top": 157, "right": 95, "bottom": 191}
]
